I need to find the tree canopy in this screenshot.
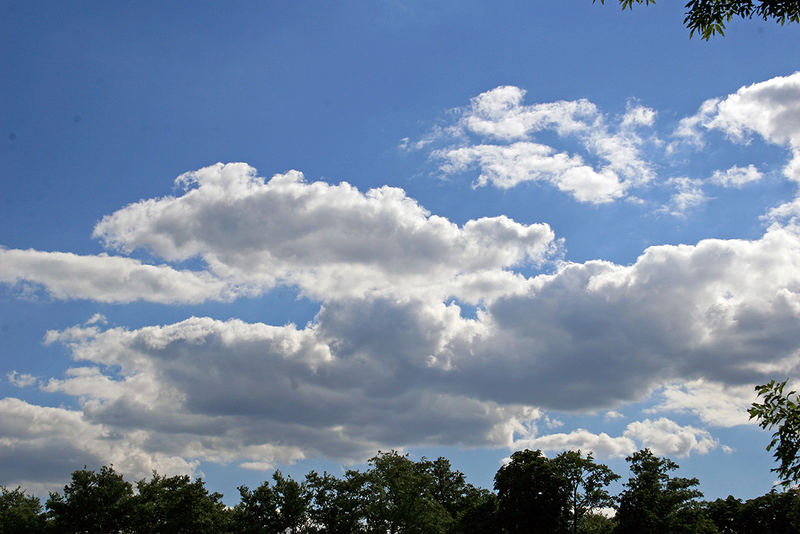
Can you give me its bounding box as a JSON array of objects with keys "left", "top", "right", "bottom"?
[
  {"left": 5, "top": 445, "right": 800, "bottom": 532},
  {"left": 749, "top": 379, "right": 800, "bottom": 488},
  {"left": 595, "top": 1, "right": 800, "bottom": 39},
  {"left": 614, "top": 448, "right": 708, "bottom": 534}
]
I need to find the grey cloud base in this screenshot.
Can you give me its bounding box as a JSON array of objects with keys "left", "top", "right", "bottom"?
[{"left": 6, "top": 217, "right": 800, "bottom": 486}]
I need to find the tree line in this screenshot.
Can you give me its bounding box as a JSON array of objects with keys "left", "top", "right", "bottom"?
[
  {"left": 2, "top": 447, "right": 799, "bottom": 534},
  {"left": 3, "top": 380, "right": 799, "bottom": 533}
]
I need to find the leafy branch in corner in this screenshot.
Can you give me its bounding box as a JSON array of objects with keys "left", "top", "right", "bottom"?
[{"left": 749, "top": 379, "right": 800, "bottom": 487}]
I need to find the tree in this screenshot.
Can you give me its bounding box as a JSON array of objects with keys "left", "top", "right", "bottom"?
[
  {"left": 553, "top": 450, "right": 620, "bottom": 534},
  {"left": 361, "top": 451, "right": 451, "bottom": 534},
  {"left": 305, "top": 470, "right": 367, "bottom": 533},
  {"left": 737, "top": 489, "right": 800, "bottom": 533},
  {"left": 0, "top": 486, "right": 45, "bottom": 534},
  {"left": 494, "top": 449, "right": 569, "bottom": 534},
  {"left": 595, "top": 1, "right": 800, "bottom": 39},
  {"left": 614, "top": 449, "right": 707, "bottom": 534},
  {"left": 132, "top": 472, "right": 228, "bottom": 534},
  {"left": 578, "top": 512, "right": 616, "bottom": 534},
  {"left": 46, "top": 465, "right": 134, "bottom": 534},
  {"left": 749, "top": 379, "right": 800, "bottom": 488},
  {"left": 233, "top": 478, "right": 281, "bottom": 534},
  {"left": 451, "top": 487, "right": 497, "bottom": 534},
  {"left": 705, "top": 495, "right": 743, "bottom": 534}
]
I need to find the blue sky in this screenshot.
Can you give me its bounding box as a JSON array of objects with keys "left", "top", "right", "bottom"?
[{"left": 2, "top": 0, "right": 800, "bottom": 503}]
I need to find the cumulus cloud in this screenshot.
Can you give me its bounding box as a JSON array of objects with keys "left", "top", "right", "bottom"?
[
  {"left": 513, "top": 428, "right": 637, "bottom": 458},
  {"left": 7, "top": 371, "right": 37, "bottom": 388},
  {"left": 91, "top": 163, "right": 556, "bottom": 303},
  {"left": 17, "top": 218, "right": 799, "bottom": 478},
  {"left": 647, "top": 380, "right": 757, "bottom": 427},
  {"left": 429, "top": 86, "right": 656, "bottom": 203},
  {"left": 623, "top": 418, "right": 718, "bottom": 457},
  {"left": 513, "top": 417, "right": 718, "bottom": 458},
  {"left": 675, "top": 72, "right": 800, "bottom": 182},
  {"left": 0, "top": 397, "right": 200, "bottom": 492},
  {"left": 34, "top": 314, "right": 541, "bottom": 471},
  {"left": 457, "top": 223, "right": 800, "bottom": 410},
  {"left": 764, "top": 197, "right": 800, "bottom": 226},
  {"left": 0, "top": 248, "right": 235, "bottom": 304},
  {"left": 661, "top": 177, "right": 708, "bottom": 216},
  {"left": 6, "top": 73, "right": 800, "bottom": 482},
  {"left": 437, "top": 142, "right": 626, "bottom": 202},
  {"left": 710, "top": 164, "right": 764, "bottom": 187}
]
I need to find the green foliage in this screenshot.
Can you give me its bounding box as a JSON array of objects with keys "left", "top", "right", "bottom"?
[
  {"left": 15, "top": 443, "right": 800, "bottom": 533},
  {"left": 0, "top": 486, "right": 45, "bottom": 534},
  {"left": 46, "top": 465, "right": 134, "bottom": 534},
  {"left": 493, "top": 449, "right": 620, "bottom": 534},
  {"left": 578, "top": 512, "right": 616, "bottom": 534},
  {"left": 305, "top": 469, "right": 367, "bottom": 533},
  {"left": 133, "top": 472, "right": 228, "bottom": 534},
  {"left": 494, "top": 449, "right": 570, "bottom": 534},
  {"left": 361, "top": 450, "right": 451, "bottom": 534},
  {"left": 554, "top": 450, "right": 620, "bottom": 534},
  {"left": 451, "top": 487, "right": 497, "bottom": 534},
  {"left": 614, "top": 449, "right": 706, "bottom": 534},
  {"left": 705, "top": 495, "right": 743, "bottom": 534},
  {"left": 749, "top": 378, "right": 800, "bottom": 487},
  {"left": 594, "top": 0, "right": 800, "bottom": 39},
  {"left": 737, "top": 489, "right": 800, "bottom": 533}
]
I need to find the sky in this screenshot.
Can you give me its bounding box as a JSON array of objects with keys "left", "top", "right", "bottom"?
[{"left": 2, "top": 0, "right": 800, "bottom": 504}]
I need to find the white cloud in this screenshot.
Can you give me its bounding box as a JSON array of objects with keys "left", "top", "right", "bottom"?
[
  {"left": 431, "top": 86, "right": 656, "bottom": 203},
  {"left": 676, "top": 72, "right": 800, "bottom": 182},
  {"left": 513, "top": 428, "right": 637, "bottom": 458},
  {"left": 28, "top": 215, "right": 800, "bottom": 475},
  {"left": 463, "top": 86, "right": 599, "bottom": 141},
  {"left": 7, "top": 211, "right": 796, "bottom": 481},
  {"left": 7, "top": 371, "right": 37, "bottom": 388},
  {"left": 621, "top": 102, "right": 657, "bottom": 128},
  {"left": 437, "top": 142, "right": 626, "bottom": 202},
  {"left": 660, "top": 177, "right": 708, "bottom": 216},
  {"left": 0, "top": 397, "right": 200, "bottom": 493},
  {"left": 0, "top": 248, "right": 235, "bottom": 304},
  {"left": 35, "top": 313, "right": 542, "bottom": 473},
  {"left": 647, "top": 380, "right": 757, "bottom": 427},
  {"left": 91, "top": 163, "right": 556, "bottom": 303},
  {"left": 764, "top": 197, "right": 800, "bottom": 226},
  {"left": 710, "top": 164, "right": 764, "bottom": 187},
  {"left": 462, "top": 223, "right": 800, "bottom": 410},
  {"left": 512, "top": 416, "right": 719, "bottom": 458},
  {"left": 623, "top": 418, "right": 718, "bottom": 457}
]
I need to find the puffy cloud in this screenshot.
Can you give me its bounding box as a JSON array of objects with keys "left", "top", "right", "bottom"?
[
  {"left": 764, "top": 197, "right": 800, "bottom": 226},
  {"left": 91, "top": 163, "right": 556, "bottom": 302},
  {"left": 36, "top": 313, "right": 540, "bottom": 471},
  {"left": 27, "top": 220, "right": 800, "bottom": 474},
  {"left": 710, "top": 164, "right": 764, "bottom": 187},
  {"left": 7, "top": 371, "right": 37, "bottom": 388},
  {"left": 661, "top": 177, "right": 708, "bottom": 216},
  {"left": 431, "top": 86, "right": 656, "bottom": 203},
  {"left": 621, "top": 103, "right": 657, "bottom": 128},
  {"left": 676, "top": 72, "right": 800, "bottom": 182},
  {"left": 647, "top": 380, "right": 757, "bottom": 427},
  {"left": 513, "top": 417, "right": 718, "bottom": 458},
  {"left": 437, "top": 142, "right": 626, "bottom": 202},
  {"left": 0, "top": 397, "right": 199, "bottom": 492},
  {"left": 623, "top": 418, "right": 718, "bottom": 457},
  {"left": 514, "top": 428, "right": 637, "bottom": 458},
  {"left": 0, "top": 248, "right": 234, "bottom": 304},
  {"left": 456, "top": 223, "right": 800, "bottom": 410},
  {"left": 464, "top": 86, "right": 600, "bottom": 140}
]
